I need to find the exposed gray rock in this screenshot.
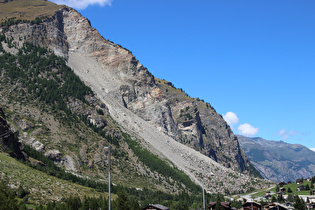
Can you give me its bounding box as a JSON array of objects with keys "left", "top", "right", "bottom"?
[
  {"left": 45, "top": 149, "right": 62, "bottom": 163},
  {"left": 62, "top": 155, "right": 77, "bottom": 172},
  {"left": 16, "top": 119, "right": 33, "bottom": 131},
  {"left": 89, "top": 116, "right": 107, "bottom": 129},
  {"left": 26, "top": 137, "right": 45, "bottom": 152}
]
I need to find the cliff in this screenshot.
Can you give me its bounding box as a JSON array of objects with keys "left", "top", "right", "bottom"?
[{"left": 0, "top": 107, "right": 25, "bottom": 159}]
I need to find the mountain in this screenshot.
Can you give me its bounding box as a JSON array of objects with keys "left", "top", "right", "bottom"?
[
  {"left": 0, "top": 0, "right": 272, "bottom": 198},
  {"left": 238, "top": 135, "right": 315, "bottom": 183},
  {"left": 311, "top": 148, "right": 315, "bottom": 152}
]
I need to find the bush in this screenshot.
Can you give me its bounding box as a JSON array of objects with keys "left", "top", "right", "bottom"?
[{"left": 16, "top": 186, "right": 29, "bottom": 198}]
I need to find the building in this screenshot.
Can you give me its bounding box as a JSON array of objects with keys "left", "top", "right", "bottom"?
[
  {"left": 297, "top": 185, "right": 306, "bottom": 191},
  {"left": 264, "top": 203, "right": 289, "bottom": 210},
  {"left": 241, "top": 201, "right": 262, "bottom": 210},
  {"left": 142, "top": 204, "right": 169, "bottom": 210},
  {"left": 208, "top": 202, "right": 236, "bottom": 210},
  {"left": 309, "top": 203, "right": 315, "bottom": 209}
]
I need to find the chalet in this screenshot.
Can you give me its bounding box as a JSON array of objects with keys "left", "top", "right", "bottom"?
[
  {"left": 264, "top": 203, "right": 288, "bottom": 210},
  {"left": 312, "top": 189, "right": 315, "bottom": 195},
  {"left": 142, "top": 204, "right": 169, "bottom": 210},
  {"left": 208, "top": 202, "right": 236, "bottom": 210},
  {"left": 241, "top": 201, "right": 262, "bottom": 210},
  {"left": 307, "top": 196, "right": 315, "bottom": 203},
  {"left": 297, "top": 185, "right": 306, "bottom": 191},
  {"left": 265, "top": 191, "right": 271, "bottom": 199},
  {"left": 283, "top": 202, "right": 294, "bottom": 208},
  {"left": 309, "top": 203, "right": 315, "bottom": 209}
]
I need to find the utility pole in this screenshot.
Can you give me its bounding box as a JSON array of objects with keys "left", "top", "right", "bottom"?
[
  {"left": 104, "top": 146, "right": 111, "bottom": 210},
  {"left": 203, "top": 180, "right": 205, "bottom": 210}
]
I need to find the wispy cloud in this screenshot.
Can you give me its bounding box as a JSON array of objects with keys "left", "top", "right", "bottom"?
[
  {"left": 51, "top": 0, "right": 112, "bottom": 10},
  {"left": 223, "top": 112, "right": 239, "bottom": 128},
  {"left": 238, "top": 123, "right": 259, "bottom": 137},
  {"left": 277, "top": 128, "right": 297, "bottom": 140}
]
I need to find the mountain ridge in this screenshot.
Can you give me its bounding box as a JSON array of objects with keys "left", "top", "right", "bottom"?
[
  {"left": 238, "top": 135, "right": 315, "bottom": 182},
  {"left": 0, "top": 0, "right": 272, "bottom": 195}
]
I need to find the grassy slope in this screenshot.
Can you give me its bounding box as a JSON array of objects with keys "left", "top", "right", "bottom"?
[
  {"left": 0, "top": 152, "right": 109, "bottom": 205},
  {"left": 0, "top": 0, "right": 65, "bottom": 21},
  {"left": 251, "top": 181, "right": 313, "bottom": 199}
]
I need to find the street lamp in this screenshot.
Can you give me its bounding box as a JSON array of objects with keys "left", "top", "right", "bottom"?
[
  {"left": 202, "top": 180, "right": 205, "bottom": 210},
  {"left": 104, "top": 146, "right": 111, "bottom": 210}
]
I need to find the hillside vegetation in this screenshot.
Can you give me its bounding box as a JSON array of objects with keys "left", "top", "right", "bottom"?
[
  {"left": 0, "top": 0, "right": 65, "bottom": 21},
  {"left": 0, "top": 25, "right": 204, "bottom": 200}
]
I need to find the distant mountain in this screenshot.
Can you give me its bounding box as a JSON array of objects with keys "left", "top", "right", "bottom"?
[
  {"left": 311, "top": 148, "right": 315, "bottom": 152},
  {"left": 237, "top": 135, "right": 315, "bottom": 183}
]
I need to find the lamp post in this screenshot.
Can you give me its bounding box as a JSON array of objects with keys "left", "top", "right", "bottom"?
[
  {"left": 202, "top": 180, "right": 205, "bottom": 210},
  {"left": 104, "top": 146, "right": 111, "bottom": 210}
]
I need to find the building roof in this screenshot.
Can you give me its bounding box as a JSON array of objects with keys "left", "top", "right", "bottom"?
[
  {"left": 264, "top": 203, "right": 289, "bottom": 210},
  {"left": 209, "top": 202, "right": 231, "bottom": 208},
  {"left": 242, "top": 201, "right": 262, "bottom": 207},
  {"left": 142, "top": 204, "right": 170, "bottom": 210}
]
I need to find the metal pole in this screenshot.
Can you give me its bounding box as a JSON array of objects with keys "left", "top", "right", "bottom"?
[
  {"left": 203, "top": 180, "right": 205, "bottom": 210},
  {"left": 105, "top": 146, "right": 111, "bottom": 210}
]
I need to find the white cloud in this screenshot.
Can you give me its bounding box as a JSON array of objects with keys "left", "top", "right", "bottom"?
[
  {"left": 238, "top": 123, "right": 259, "bottom": 136},
  {"left": 223, "top": 112, "right": 239, "bottom": 127},
  {"left": 277, "top": 128, "right": 297, "bottom": 140},
  {"left": 51, "top": 0, "right": 112, "bottom": 10}
]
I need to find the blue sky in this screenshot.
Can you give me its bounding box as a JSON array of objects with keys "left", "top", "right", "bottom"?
[{"left": 51, "top": 0, "right": 315, "bottom": 149}]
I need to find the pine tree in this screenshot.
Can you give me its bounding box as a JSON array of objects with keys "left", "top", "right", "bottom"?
[
  {"left": 294, "top": 195, "right": 306, "bottom": 210},
  {"left": 114, "top": 189, "right": 130, "bottom": 210},
  {"left": 288, "top": 187, "right": 292, "bottom": 193}
]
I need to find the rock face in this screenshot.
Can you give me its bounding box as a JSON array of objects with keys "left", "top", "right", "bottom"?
[
  {"left": 61, "top": 7, "right": 250, "bottom": 173},
  {"left": 238, "top": 135, "right": 315, "bottom": 182},
  {"left": 0, "top": 108, "right": 24, "bottom": 159},
  {"left": 0, "top": 5, "right": 268, "bottom": 192}
]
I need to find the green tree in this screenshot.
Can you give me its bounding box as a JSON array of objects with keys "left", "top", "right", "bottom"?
[
  {"left": 170, "top": 201, "right": 188, "bottom": 210},
  {"left": 294, "top": 195, "right": 306, "bottom": 210},
  {"left": 278, "top": 193, "right": 284, "bottom": 203},
  {"left": 114, "top": 189, "right": 130, "bottom": 210},
  {"left": 286, "top": 194, "right": 294, "bottom": 202},
  {"left": 287, "top": 187, "right": 292, "bottom": 193},
  {"left": 213, "top": 195, "right": 224, "bottom": 210},
  {"left": 66, "top": 195, "right": 81, "bottom": 210},
  {"left": 0, "top": 179, "right": 26, "bottom": 210},
  {"left": 306, "top": 184, "right": 310, "bottom": 191},
  {"left": 16, "top": 185, "right": 29, "bottom": 198}
]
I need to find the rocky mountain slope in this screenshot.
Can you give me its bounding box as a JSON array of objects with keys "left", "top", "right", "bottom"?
[
  {"left": 0, "top": 0, "right": 272, "bottom": 194},
  {"left": 238, "top": 135, "right": 315, "bottom": 183}
]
